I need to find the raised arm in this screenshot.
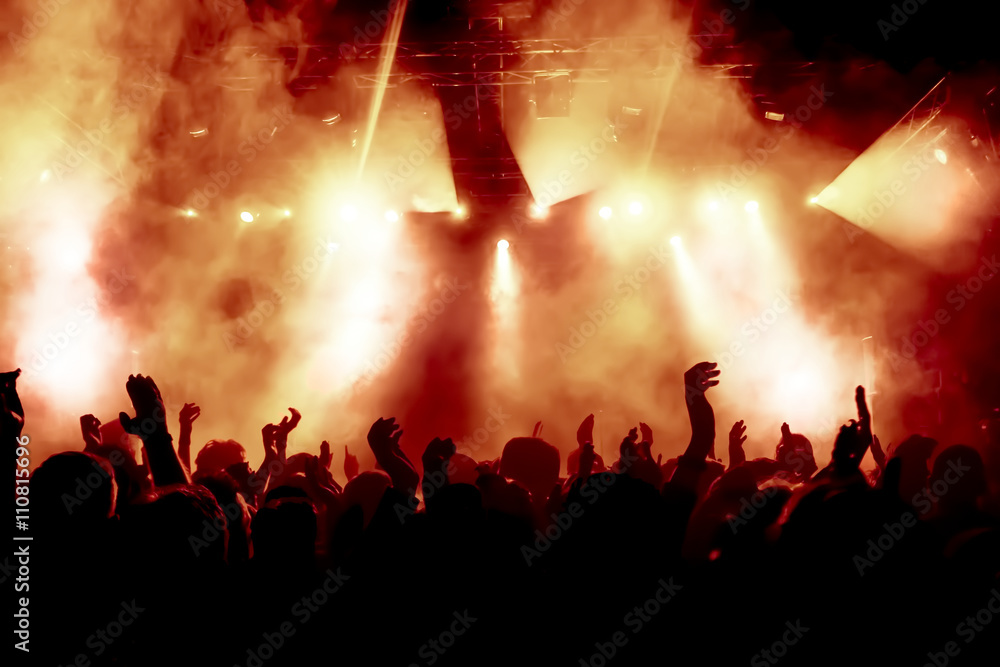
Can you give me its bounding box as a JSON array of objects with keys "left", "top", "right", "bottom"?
[
  {"left": 177, "top": 402, "right": 201, "bottom": 473},
  {"left": 343, "top": 445, "right": 360, "bottom": 482},
  {"left": 671, "top": 362, "right": 720, "bottom": 491},
  {"left": 728, "top": 420, "right": 747, "bottom": 470},
  {"left": 367, "top": 417, "right": 419, "bottom": 495},
  {"left": 118, "top": 374, "right": 190, "bottom": 486},
  {"left": 247, "top": 423, "right": 279, "bottom": 502},
  {"left": 824, "top": 386, "right": 874, "bottom": 481},
  {"left": 2, "top": 369, "right": 25, "bottom": 455}
]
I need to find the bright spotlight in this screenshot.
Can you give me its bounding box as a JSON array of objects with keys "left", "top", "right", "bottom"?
[
  {"left": 185, "top": 209, "right": 196, "bottom": 217},
  {"left": 283, "top": 209, "right": 292, "bottom": 217},
  {"left": 40, "top": 170, "right": 51, "bottom": 183},
  {"left": 598, "top": 206, "right": 613, "bottom": 220},
  {"left": 384, "top": 210, "right": 400, "bottom": 222},
  {"left": 670, "top": 236, "right": 681, "bottom": 247},
  {"left": 934, "top": 149, "right": 947, "bottom": 164},
  {"left": 497, "top": 239, "right": 509, "bottom": 250},
  {"left": 745, "top": 201, "right": 759, "bottom": 213},
  {"left": 529, "top": 203, "right": 547, "bottom": 219},
  {"left": 454, "top": 205, "right": 467, "bottom": 219},
  {"left": 240, "top": 211, "right": 254, "bottom": 223},
  {"left": 340, "top": 204, "right": 358, "bottom": 221},
  {"left": 809, "top": 196, "right": 818, "bottom": 204},
  {"left": 707, "top": 200, "right": 720, "bottom": 211},
  {"left": 628, "top": 201, "right": 643, "bottom": 215}
]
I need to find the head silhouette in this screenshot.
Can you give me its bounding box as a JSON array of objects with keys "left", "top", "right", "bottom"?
[{"left": 195, "top": 439, "right": 247, "bottom": 476}]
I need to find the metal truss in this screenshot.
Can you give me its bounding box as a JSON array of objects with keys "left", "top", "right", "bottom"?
[
  {"left": 885, "top": 76, "right": 950, "bottom": 159},
  {"left": 173, "top": 39, "right": 817, "bottom": 89}
]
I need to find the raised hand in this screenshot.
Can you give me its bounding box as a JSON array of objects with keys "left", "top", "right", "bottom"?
[
  {"left": 304, "top": 454, "right": 342, "bottom": 506},
  {"left": 367, "top": 417, "right": 418, "bottom": 494},
  {"left": 682, "top": 362, "right": 719, "bottom": 461},
  {"left": 619, "top": 427, "right": 640, "bottom": 471},
  {"left": 830, "top": 386, "right": 873, "bottom": 475},
  {"left": 855, "top": 386, "right": 872, "bottom": 448},
  {"left": 637, "top": 423, "right": 654, "bottom": 462},
  {"left": 367, "top": 417, "right": 403, "bottom": 461},
  {"left": 684, "top": 361, "right": 721, "bottom": 402},
  {"left": 422, "top": 437, "right": 456, "bottom": 474},
  {"left": 179, "top": 402, "right": 201, "bottom": 429},
  {"left": 271, "top": 407, "right": 301, "bottom": 461},
  {"left": 119, "top": 374, "right": 167, "bottom": 438},
  {"left": 728, "top": 420, "right": 747, "bottom": 469},
  {"left": 245, "top": 423, "right": 280, "bottom": 500},
  {"left": 118, "top": 374, "right": 187, "bottom": 486},
  {"left": 639, "top": 422, "right": 653, "bottom": 446},
  {"left": 320, "top": 440, "right": 332, "bottom": 469},
  {"left": 343, "top": 445, "right": 359, "bottom": 481},
  {"left": 177, "top": 403, "right": 200, "bottom": 471},
  {"left": 576, "top": 414, "right": 595, "bottom": 447},
  {"left": 261, "top": 423, "right": 278, "bottom": 457},
  {"left": 277, "top": 407, "right": 301, "bottom": 436},
  {"left": 80, "top": 414, "right": 103, "bottom": 452},
  {"left": 870, "top": 434, "right": 887, "bottom": 471},
  {"left": 1, "top": 369, "right": 24, "bottom": 442}
]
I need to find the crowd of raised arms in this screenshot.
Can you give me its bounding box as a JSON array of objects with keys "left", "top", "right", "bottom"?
[{"left": 4, "top": 363, "right": 999, "bottom": 667}]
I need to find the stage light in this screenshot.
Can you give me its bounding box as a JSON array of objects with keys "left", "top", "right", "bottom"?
[
  {"left": 598, "top": 206, "right": 613, "bottom": 220},
  {"left": 934, "top": 149, "right": 947, "bottom": 164},
  {"left": 185, "top": 209, "right": 196, "bottom": 217},
  {"left": 40, "top": 170, "right": 50, "bottom": 183},
  {"left": 497, "top": 239, "right": 509, "bottom": 250},
  {"left": 385, "top": 210, "right": 400, "bottom": 222},
  {"left": 529, "top": 203, "right": 547, "bottom": 219},
  {"left": 628, "top": 201, "right": 643, "bottom": 215},
  {"left": 340, "top": 204, "right": 358, "bottom": 221},
  {"left": 809, "top": 196, "right": 818, "bottom": 204},
  {"left": 240, "top": 211, "right": 254, "bottom": 223},
  {"left": 670, "top": 236, "right": 681, "bottom": 247},
  {"left": 454, "top": 205, "right": 467, "bottom": 219},
  {"left": 283, "top": 209, "right": 292, "bottom": 217},
  {"left": 708, "top": 200, "right": 720, "bottom": 211},
  {"left": 745, "top": 201, "right": 759, "bottom": 213},
  {"left": 44, "top": 228, "right": 91, "bottom": 271},
  {"left": 189, "top": 128, "right": 208, "bottom": 138}
]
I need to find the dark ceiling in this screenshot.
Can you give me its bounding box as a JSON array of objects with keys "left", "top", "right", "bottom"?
[{"left": 240, "top": 0, "right": 999, "bottom": 206}]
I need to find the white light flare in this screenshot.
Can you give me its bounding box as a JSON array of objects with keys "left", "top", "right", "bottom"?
[
  {"left": 340, "top": 204, "right": 358, "bottom": 222},
  {"left": 15, "top": 182, "right": 124, "bottom": 411},
  {"left": 491, "top": 238, "right": 520, "bottom": 381},
  {"left": 669, "top": 236, "right": 718, "bottom": 341}
]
